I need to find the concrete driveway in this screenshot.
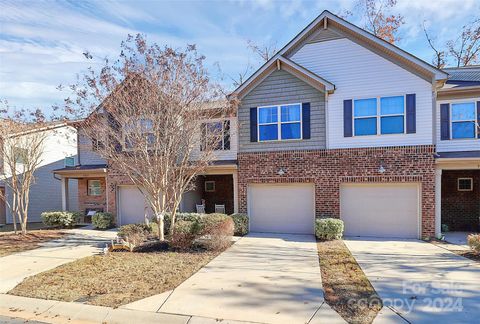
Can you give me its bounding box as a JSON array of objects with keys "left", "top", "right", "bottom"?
[
  {"left": 344, "top": 238, "right": 480, "bottom": 323},
  {"left": 128, "top": 233, "right": 342, "bottom": 324},
  {"left": 0, "top": 227, "right": 116, "bottom": 293}
]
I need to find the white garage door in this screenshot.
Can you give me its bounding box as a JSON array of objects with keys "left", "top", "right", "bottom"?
[
  {"left": 248, "top": 183, "right": 315, "bottom": 234},
  {"left": 118, "top": 186, "right": 153, "bottom": 225},
  {"left": 340, "top": 183, "right": 420, "bottom": 238}
]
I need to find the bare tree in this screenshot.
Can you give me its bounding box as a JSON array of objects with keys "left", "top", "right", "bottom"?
[
  {"left": 423, "top": 21, "right": 446, "bottom": 69},
  {"left": 446, "top": 19, "right": 480, "bottom": 67},
  {"left": 357, "top": 0, "right": 404, "bottom": 44},
  {"left": 0, "top": 107, "right": 47, "bottom": 234},
  {"left": 247, "top": 39, "right": 278, "bottom": 62},
  {"left": 64, "top": 34, "right": 231, "bottom": 240}
]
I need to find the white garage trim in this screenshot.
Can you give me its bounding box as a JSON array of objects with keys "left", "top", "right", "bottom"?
[
  {"left": 340, "top": 183, "right": 421, "bottom": 239},
  {"left": 247, "top": 183, "right": 315, "bottom": 234}
]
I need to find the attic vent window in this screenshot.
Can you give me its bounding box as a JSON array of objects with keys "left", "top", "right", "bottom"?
[{"left": 458, "top": 178, "right": 473, "bottom": 191}]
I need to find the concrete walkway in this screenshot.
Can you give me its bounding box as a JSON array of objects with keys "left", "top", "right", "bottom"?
[
  {"left": 126, "top": 233, "right": 343, "bottom": 324},
  {"left": 344, "top": 238, "right": 480, "bottom": 323},
  {"left": 0, "top": 226, "right": 117, "bottom": 293}
]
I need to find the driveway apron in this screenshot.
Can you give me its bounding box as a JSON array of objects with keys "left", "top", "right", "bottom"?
[
  {"left": 158, "top": 233, "right": 329, "bottom": 324},
  {"left": 344, "top": 238, "right": 480, "bottom": 323}
]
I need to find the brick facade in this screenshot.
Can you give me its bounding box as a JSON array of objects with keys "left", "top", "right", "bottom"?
[
  {"left": 442, "top": 170, "right": 480, "bottom": 232},
  {"left": 199, "top": 175, "right": 234, "bottom": 214},
  {"left": 238, "top": 145, "right": 436, "bottom": 238},
  {"left": 78, "top": 177, "right": 107, "bottom": 217}
]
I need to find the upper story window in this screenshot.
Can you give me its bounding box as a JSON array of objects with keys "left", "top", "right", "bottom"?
[
  {"left": 451, "top": 102, "right": 477, "bottom": 139},
  {"left": 258, "top": 103, "right": 302, "bottom": 141},
  {"left": 87, "top": 179, "right": 101, "bottom": 196},
  {"left": 353, "top": 96, "right": 405, "bottom": 136},
  {"left": 201, "top": 120, "right": 230, "bottom": 151},
  {"left": 123, "top": 118, "right": 155, "bottom": 149}
]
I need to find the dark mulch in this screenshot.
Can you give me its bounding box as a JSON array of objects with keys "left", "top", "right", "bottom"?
[
  {"left": 317, "top": 239, "right": 382, "bottom": 324},
  {"left": 429, "top": 239, "right": 480, "bottom": 263}
]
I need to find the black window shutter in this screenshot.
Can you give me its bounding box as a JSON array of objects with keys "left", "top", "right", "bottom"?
[
  {"left": 343, "top": 99, "right": 353, "bottom": 137},
  {"left": 250, "top": 107, "right": 258, "bottom": 142},
  {"left": 223, "top": 120, "right": 231, "bottom": 150},
  {"left": 406, "top": 94, "right": 416, "bottom": 134},
  {"left": 477, "top": 101, "right": 480, "bottom": 138},
  {"left": 440, "top": 103, "right": 450, "bottom": 140},
  {"left": 200, "top": 123, "right": 206, "bottom": 151},
  {"left": 302, "top": 102, "right": 311, "bottom": 139}
]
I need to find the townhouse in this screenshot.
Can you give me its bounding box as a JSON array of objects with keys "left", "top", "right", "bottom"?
[{"left": 54, "top": 11, "right": 479, "bottom": 239}]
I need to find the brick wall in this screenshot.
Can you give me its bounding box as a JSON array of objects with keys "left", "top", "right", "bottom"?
[
  {"left": 199, "top": 175, "right": 234, "bottom": 214},
  {"left": 238, "top": 145, "right": 436, "bottom": 238},
  {"left": 78, "top": 178, "right": 107, "bottom": 215},
  {"left": 442, "top": 170, "right": 480, "bottom": 231}
]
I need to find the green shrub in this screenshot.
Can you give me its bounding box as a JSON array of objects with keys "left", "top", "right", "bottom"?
[
  {"left": 41, "top": 211, "right": 81, "bottom": 228},
  {"left": 151, "top": 212, "right": 202, "bottom": 234},
  {"left": 92, "top": 212, "right": 114, "bottom": 229},
  {"left": 118, "top": 224, "right": 151, "bottom": 248},
  {"left": 315, "top": 218, "right": 344, "bottom": 240},
  {"left": 468, "top": 234, "right": 480, "bottom": 254},
  {"left": 230, "top": 213, "right": 249, "bottom": 236},
  {"left": 170, "top": 220, "right": 202, "bottom": 250},
  {"left": 200, "top": 214, "right": 234, "bottom": 251},
  {"left": 441, "top": 224, "right": 449, "bottom": 233}
]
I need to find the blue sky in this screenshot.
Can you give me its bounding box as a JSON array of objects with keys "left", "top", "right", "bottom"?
[{"left": 0, "top": 0, "right": 479, "bottom": 112}]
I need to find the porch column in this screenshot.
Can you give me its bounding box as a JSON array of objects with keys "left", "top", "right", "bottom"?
[
  {"left": 61, "top": 177, "right": 69, "bottom": 211},
  {"left": 233, "top": 171, "right": 239, "bottom": 213},
  {"left": 435, "top": 168, "right": 442, "bottom": 238}
]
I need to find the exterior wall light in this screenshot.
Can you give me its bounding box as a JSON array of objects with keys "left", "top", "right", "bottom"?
[{"left": 277, "top": 168, "right": 286, "bottom": 176}]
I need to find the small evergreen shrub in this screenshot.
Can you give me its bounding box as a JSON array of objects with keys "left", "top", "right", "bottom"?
[
  {"left": 41, "top": 211, "right": 81, "bottom": 228},
  {"left": 200, "top": 213, "right": 234, "bottom": 251},
  {"left": 92, "top": 212, "right": 114, "bottom": 229},
  {"left": 230, "top": 213, "right": 249, "bottom": 236},
  {"left": 468, "top": 234, "right": 480, "bottom": 254},
  {"left": 170, "top": 220, "right": 202, "bottom": 250},
  {"left": 315, "top": 218, "right": 344, "bottom": 240}
]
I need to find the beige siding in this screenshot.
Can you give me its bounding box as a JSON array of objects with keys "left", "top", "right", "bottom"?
[{"left": 239, "top": 69, "right": 326, "bottom": 152}]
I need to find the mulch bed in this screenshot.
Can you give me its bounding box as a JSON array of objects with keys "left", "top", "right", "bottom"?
[
  {"left": 0, "top": 230, "right": 67, "bottom": 257},
  {"left": 429, "top": 239, "right": 480, "bottom": 262},
  {"left": 9, "top": 245, "right": 223, "bottom": 308},
  {"left": 317, "top": 239, "right": 382, "bottom": 324}
]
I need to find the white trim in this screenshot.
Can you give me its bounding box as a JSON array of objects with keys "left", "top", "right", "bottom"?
[
  {"left": 457, "top": 177, "right": 473, "bottom": 191},
  {"left": 257, "top": 103, "right": 303, "bottom": 142},
  {"left": 205, "top": 181, "right": 216, "bottom": 192}
]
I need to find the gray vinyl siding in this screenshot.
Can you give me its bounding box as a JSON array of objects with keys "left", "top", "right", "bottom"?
[
  {"left": 78, "top": 129, "right": 106, "bottom": 165},
  {"left": 239, "top": 69, "right": 326, "bottom": 152}
]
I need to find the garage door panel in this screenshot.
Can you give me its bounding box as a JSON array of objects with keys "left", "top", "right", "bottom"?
[
  {"left": 248, "top": 184, "right": 314, "bottom": 234},
  {"left": 119, "top": 186, "right": 153, "bottom": 225},
  {"left": 340, "top": 183, "right": 419, "bottom": 239}
]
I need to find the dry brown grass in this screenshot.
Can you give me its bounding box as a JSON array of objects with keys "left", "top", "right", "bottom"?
[
  {"left": 0, "top": 230, "right": 67, "bottom": 257},
  {"left": 317, "top": 240, "right": 382, "bottom": 324},
  {"left": 430, "top": 239, "right": 480, "bottom": 262},
  {"left": 9, "top": 247, "right": 222, "bottom": 308}
]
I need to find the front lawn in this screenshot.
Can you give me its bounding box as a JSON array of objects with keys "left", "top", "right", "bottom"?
[
  {"left": 317, "top": 240, "right": 382, "bottom": 324},
  {"left": 9, "top": 244, "right": 222, "bottom": 308},
  {"left": 0, "top": 230, "right": 67, "bottom": 257}
]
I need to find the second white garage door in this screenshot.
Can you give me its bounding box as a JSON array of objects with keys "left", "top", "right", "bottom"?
[
  {"left": 248, "top": 183, "right": 315, "bottom": 234},
  {"left": 340, "top": 183, "right": 420, "bottom": 238},
  {"left": 118, "top": 186, "right": 153, "bottom": 225}
]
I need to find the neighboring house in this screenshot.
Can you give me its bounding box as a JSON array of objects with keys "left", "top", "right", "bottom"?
[
  {"left": 0, "top": 122, "right": 78, "bottom": 225},
  {"left": 54, "top": 10, "right": 479, "bottom": 239}
]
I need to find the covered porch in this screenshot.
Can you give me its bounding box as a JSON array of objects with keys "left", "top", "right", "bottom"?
[
  {"left": 181, "top": 161, "right": 238, "bottom": 215},
  {"left": 53, "top": 164, "right": 109, "bottom": 223},
  {"left": 435, "top": 153, "right": 480, "bottom": 240}
]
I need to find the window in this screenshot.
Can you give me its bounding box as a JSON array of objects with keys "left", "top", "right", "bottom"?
[
  {"left": 92, "top": 138, "right": 105, "bottom": 151},
  {"left": 205, "top": 181, "right": 215, "bottom": 192},
  {"left": 451, "top": 102, "right": 476, "bottom": 139},
  {"left": 458, "top": 178, "right": 473, "bottom": 191},
  {"left": 123, "top": 118, "right": 155, "bottom": 149},
  {"left": 64, "top": 156, "right": 75, "bottom": 167},
  {"left": 87, "top": 180, "right": 102, "bottom": 196},
  {"left": 201, "top": 120, "right": 230, "bottom": 151},
  {"left": 354, "top": 98, "right": 377, "bottom": 136},
  {"left": 258, "top": 103, "right": 301, "bottom": 141},
  {"left": 353, "top": 95, "right": 405, "bottom": 136}
]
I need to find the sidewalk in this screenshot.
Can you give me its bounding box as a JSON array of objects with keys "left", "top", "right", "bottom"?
[{"left": 0, "top": 226, "right": 117, "bottom": 293}]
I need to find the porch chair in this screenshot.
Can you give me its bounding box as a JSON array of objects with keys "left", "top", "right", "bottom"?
[
  {"left": 196, "top": 204, "right": 206, "bottom": 214},
  {"left": 215, "top": 204, "right": 226, "bottom": 214}
]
